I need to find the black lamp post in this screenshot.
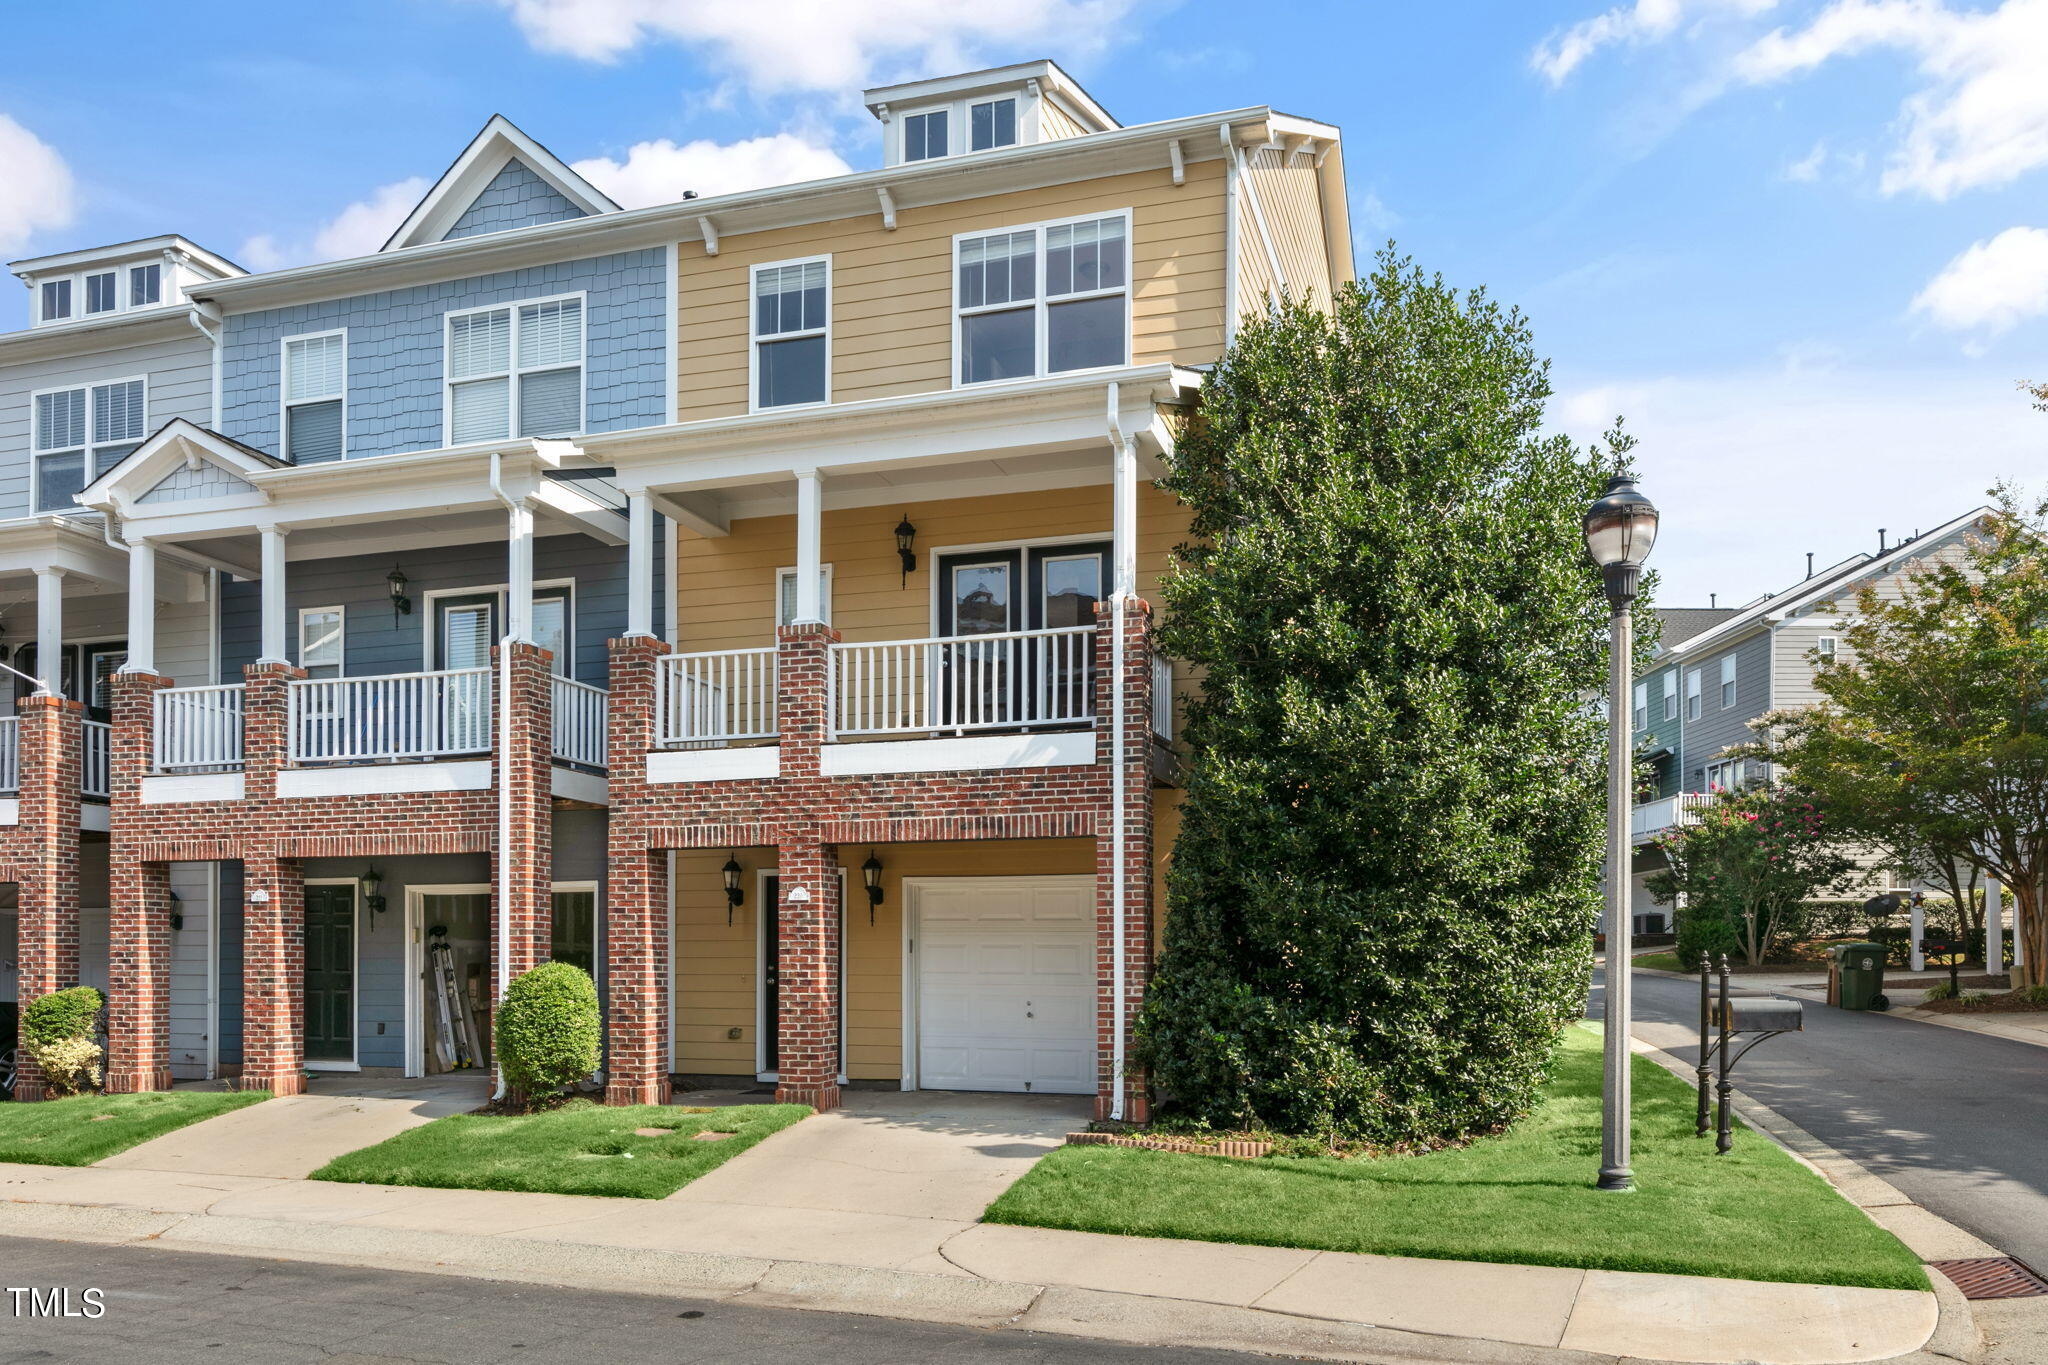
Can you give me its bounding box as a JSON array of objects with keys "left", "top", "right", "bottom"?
[
  {"left": 1582, "top": 471, "right": 1659, "bottom": 1193},
  {"left": 723, "top": 853, "right": 745, "bottom": 926},
  {"left": 894, "top": 515, "right": 917, "bottom": 585},
  {"left": 861, "top": 849, "right": 884, "bottom": 925}
]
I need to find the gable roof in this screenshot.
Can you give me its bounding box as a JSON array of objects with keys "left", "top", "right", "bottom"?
[
  {"left": 1651, "top": 607, "right": 1739, "bottom": 654},
  {"left": 382, "top": 115, "right": 620, "bottom": 252},
  {"left": 78, "top": 418, "right": 287, "bottom": 515}
]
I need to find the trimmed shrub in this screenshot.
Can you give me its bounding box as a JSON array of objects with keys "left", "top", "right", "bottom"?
[
  {"left": 22, "top": 986, "right": 104, "bottom": 1096},
  {"left": 495, "top": 962, "right": 600, "bottom": 1103}
]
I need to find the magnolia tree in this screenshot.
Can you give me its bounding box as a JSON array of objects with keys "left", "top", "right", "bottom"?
[{"left": 1646, "top": 786, "right": 1856, "bottom": 968}]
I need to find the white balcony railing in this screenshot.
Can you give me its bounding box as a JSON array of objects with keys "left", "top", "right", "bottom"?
[
  {"left": 82, "top": 720, "right": 110, "bottom": 798},
  {"left": 0, "top": 716, "right": 16, "bottom": 793},
  {"left": 290, "top": 668, "right": 491, "bottom": 764},
  {"left": 552, "top": 675, "right": 608, "bottom": 768},
  {"left": 1150, "top": 656, "right": 1173, "bottom": 741},
  {"left": 154, "top": 684, "right": 246, "bottom": 772},
  {"left": 831, "top": 626, "right": 1097, "bottom": 739},
  {"left": 659, "top": 648, "right": 777, "bottom": 747},
  {"left": 1632, "top": 791, "right": 1715, "bottom": 844}
]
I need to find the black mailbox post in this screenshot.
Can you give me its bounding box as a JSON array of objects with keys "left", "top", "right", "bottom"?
[{"left": 1697, "top": 955, "right": 1804, "bottom": 1154}]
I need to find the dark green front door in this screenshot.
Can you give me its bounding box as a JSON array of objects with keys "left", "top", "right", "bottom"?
[{"left": 304, "top": 884, "right": 356, "bottom": 1062}]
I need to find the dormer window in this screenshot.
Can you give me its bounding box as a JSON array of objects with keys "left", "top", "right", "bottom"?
[
  {"left": 85, "top": 271, "right": 118, "bottom": 314},
  {"left": 130, "top": 263, "right": 161, "bottom": 307},
  {"left": 40, "top": 279, "right": 71, "bottom": 322},
  {"left": 903, "top": 109, "right": 949, "bottom": 162},
  {"left": 867, "top": 61, "right": 1119, "bottom": 168},
  {"left": 971, "top": 97, "right": 1018, "bottom": 152}
]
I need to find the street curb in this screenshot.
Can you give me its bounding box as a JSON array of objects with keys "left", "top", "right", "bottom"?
[{"left": 1632, "top": 1041, "right": 1984, "bottom": 1364}]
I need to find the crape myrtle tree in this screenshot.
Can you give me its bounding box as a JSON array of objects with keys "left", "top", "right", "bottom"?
[
  {"left": 1644, "top": 786, "right": 1856, "bottom": 968},
  {"left": 1134, "top": 251, "right": 1617, "bottom": 1145}
]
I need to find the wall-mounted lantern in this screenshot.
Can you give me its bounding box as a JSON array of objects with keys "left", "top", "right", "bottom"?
[
  {"left": 894, "top": 514, "right": 917, "bottom": 585},
  {"left": 723, "top": 853, "right": 745, "bottom": 926},
  {"left": 168, "top": 889, "right": 183, "bottom": 933},
  {"left": 387, "top": 565, "right": 412, "bottom": 624},
  {"left": 361, "top": 866, "right": 387, "bottom": 917},
  {"left": 861, "top": 849, "right": 885, "bottom": 926}
]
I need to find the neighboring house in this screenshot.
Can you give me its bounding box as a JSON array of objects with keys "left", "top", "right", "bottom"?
[
  {"left": 3, "top": 60, "right": 1352, "bottom": 1124},
  {"left": 1627, "top": 506, "right": 1992, "bottom": 930}
]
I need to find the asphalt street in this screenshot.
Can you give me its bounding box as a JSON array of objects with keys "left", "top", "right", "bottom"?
[
  {"left": 0, "top": 1236, "right": 1278, "bottom": 1364},
  {"left": 1593, "top": 966, "right": 2048, "bottom": 1269}
]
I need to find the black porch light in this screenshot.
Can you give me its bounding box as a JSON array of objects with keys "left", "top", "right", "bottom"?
[
  {"left": 894, "top": 514, "right": 917, "bottom": 585},
  {"left": 361, "top": 866, "right": 387, "bottom": 917},
  {"left": 861, "top": 849, "right": 885, "bottom": 925},
  {"left": 387, "top": 565, "right": 413, "bottom": 622},
  {"left": 723, "top": 853, "right": 745, "bottom": 926}
]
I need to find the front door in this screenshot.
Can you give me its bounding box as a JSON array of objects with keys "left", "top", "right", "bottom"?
[
  {"left": 934, "top": 544, "right": 1107, "bottom": 729},
  {"left": 761, "top": 875, "right": 781, "bottom": 1074},
  {"left": 303, "top": 883, "right": 356, "bottom": 1063}
]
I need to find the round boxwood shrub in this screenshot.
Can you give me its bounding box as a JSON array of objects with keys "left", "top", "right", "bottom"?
[
  {"left": 495, "top": 961, "right": 600, "bottom": 1103},
  {"left": 23, "top": 986, "right": 105, "bottom": 1096}
]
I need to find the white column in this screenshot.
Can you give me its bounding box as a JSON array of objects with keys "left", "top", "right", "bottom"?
[
  {"left": 258, "top": 527, "right": 289, "bottom": 665},
  {"left": 1111, "top": 436, "right": 1138, "bottom": 601},
  {"left": 124, "top": 539, "right": 158, "bottom": 676},
  {"left": 507, "top": 499, "right": 535, "bottom": 644},
  {"left": 33, "top": 567, "right": 64, "bottom": 695},
  {"left": 1909, "top": 898, "right": 1925, "bottom": 973},
  {"left": 793, "top": 469, "right": 823, "bottom": 625},
  {"left": 1986, "top": 877, "right": 2005, "bottom": 972},
  {"left": 625, "top": 488, "right": 655, "bottom": 639}
]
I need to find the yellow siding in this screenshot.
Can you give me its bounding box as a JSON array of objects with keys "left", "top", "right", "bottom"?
[
  {"left": 674, "top": 159, "right": 1229, "bottom": 422},
  {"left": 673, "top": 481, "right": 1192, "bottom": 652},
  {"left": 1039, "top": 100, "right": 1092, "bottom": 141},
  {"left": 1235, "top": 145, "right": 1334, "bottom": 312}
]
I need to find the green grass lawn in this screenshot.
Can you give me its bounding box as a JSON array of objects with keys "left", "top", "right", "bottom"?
[
  {"left": 311, "top": 1101, "right": 810, "bottom": 1199},
  {"left": 1634, "top": 951, "right": 1684, "bottom": 973},
  {"left": 0, "top": 1090, "right": 270, "bottom": 1167},
  {"left": 986, "top": 1028, "right": 1925, "bottom": 1291}
]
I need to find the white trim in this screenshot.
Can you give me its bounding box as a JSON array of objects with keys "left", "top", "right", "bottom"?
[
  {"left": 384, "top": 115, "right": 620, "bottom": 253},
  {"left": 925, "top": 530, "right": 1108, "bottom": 636},
  {"left": 665, "top": 242, "right": 680, "bottom": 426},
  {"left": 278, "top": 761, "right": 492, "bottom": 799},
  {"left": 405, "top": 882, "right": 493, "bottom": 1077},
  {"left": 279, "top": 327, "right": 348, "bottom": 462},
  {"left": 296, "top": 604, "right": 345, "bottom": 679},
  {"left": 665, "top": 849, "right": 679, "bottom": 1072},
  {"left": 30, "top": 374, "right": 149, "bottom": 515},
  {"left": 889, "top": 91, "right": 1030, "bottom": 167},
  {"left": 748, "top": 254, "right": 832, "bottom": 414},
  {"left": 440, "top": 291, "right": 588, "bottom": 449},
  {"left": 952, "top": 209, "right": 1133, "bottom": 390},
  {"left": 775, "top": 562, "right": 835, "bottom": 626},
  {"left": 646, "top": 746, "right": 779, "bottom": 783},
  {"left": 821, "top": 731, "right": 1095, "bottom": 775},
  {"left": 302, "top": 877, "right": 363, "bottom": 1071},
  {"left": 29, "top": 262, "right": 171, "bottom": 327},
  {"left": 140, "top": 772, "right": 244, "bottom": 804},
  {"left": 420, "top": 578, "right": 576, "bottom": 674}
]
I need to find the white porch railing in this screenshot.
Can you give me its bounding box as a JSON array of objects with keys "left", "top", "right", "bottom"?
[
  {"left": 1150, "top": 656, "right": 1173, "bottom": 741},
  {"left": 1631, "top": 791, "right": 1715, "bottom": 844},
  {"left": 290, "top": 668, "right": 491, "bottom": 764},
  {"left": 831, "top": 626, "right": 1097, "bottom": 739},
  {"left": 0, "top": 716, "right": 16, "bottom": 794},
  {"left": 659, "top": 648, "right": 777, "bottom": 747},
  {"left": 154, "top": 684, "right": 246, "bottom": 772},
  {"left": 82, "top": 720, "right": 110, "bottom": 798},
  {"left": 552, "top": 675, "right": 608, "bottom": 768}
]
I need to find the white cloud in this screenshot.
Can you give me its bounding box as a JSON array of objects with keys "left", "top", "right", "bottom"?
[
  {"left": 573, "top": 134, "right": 851, "bottom": 208},
  {"left": 1533, "top": 0, "right": 1687, "bottom": 85},
  {"left": 240, "top": 177, "right": 429, "bottom": 272},
  {"left": 0, "top": 114, "right": 76, "bottom": 256},
  {"left": 1912, "top": 225, "right": 2048, "bottom": 334},
  {"left": 1553, "top": 364, "right": 2044, "bottom": 604},
  {"left": 486, "top": 0, "right": 1136, "bottom": 92},
  {"left": 1782, "top": 138, "right": 1828, "bottom": 181}
]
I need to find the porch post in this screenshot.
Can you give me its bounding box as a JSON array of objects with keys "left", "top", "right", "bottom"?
[
  {"left": 239, "top": 853, "right": 307, "bottom": 1095},
  {"left": 34, "top": 567, "right": 64, "bottom": 694},
  {"left": 124, "top": 538, "right": 157, "bottom": 675},
  {"left": 506, "top": 498, "right": 535, "bottom": 644},
  {"left": 10, "top": 694, "right": 82, "bottom": 1101},
  {"left": 625, "top": 489, "right": 656, "bottom": 639},
  {"left": 774, "top": 829, "right": 841, "bottom": 1113},
  {"left": 1111, "top": 435, "right": 1138, "bottom": 601},
  {"left": 604, "top": 634, "right": 671, "bottom": 1105},
  {"left": 793, "top": 469, "right": 823, "bottom": 625},
  {"left": 105, "top": 856, "right": 175, "bottom": 1094},
  {"left": 1987, "top": 877, "right": 2005, "bottom": 971},
  {"left": 258, "top": 526, "right": 289, "bottom": 665}
]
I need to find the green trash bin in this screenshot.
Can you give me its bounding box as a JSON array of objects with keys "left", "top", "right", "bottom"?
[{"left": 1831, "top": 942, "right": 1889, "bottom": 1011}]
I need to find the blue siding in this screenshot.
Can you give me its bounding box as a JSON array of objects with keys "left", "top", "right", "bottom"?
[
  {"left": 444, "top": 160, "right": 588, "bottom": 240},
  {"left": 217, "top": 250, "right": 667, "bottom": 462},
  {"left": 217, "top": 530, "right": 662, "bottom": 689}
]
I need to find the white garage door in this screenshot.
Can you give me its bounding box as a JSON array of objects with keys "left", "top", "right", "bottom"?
[{"left": 914, "top": 877, "right": 1095, "bottom": 1095}]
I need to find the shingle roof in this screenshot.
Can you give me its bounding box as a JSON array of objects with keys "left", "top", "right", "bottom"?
[{"left": 1652, "top": 607, "right": 1739, "bottom": 651}]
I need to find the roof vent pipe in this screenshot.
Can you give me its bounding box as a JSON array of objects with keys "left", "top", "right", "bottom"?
[
  {"left": 1806, "top": 552, "right": 1814, "bottom": 579},
  {"left": 1709, "top": 594, "right": 1716, "bottom": 608},
  {"left": 1878, "top": 528, "right": 1888, "bottom": 553}
]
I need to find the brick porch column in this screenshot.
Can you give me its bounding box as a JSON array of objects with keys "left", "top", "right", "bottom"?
[
  {"left": 241, "top": 660, "right": 302, "bottom": 800},
  {"left": 603, "top": 634, "right": 672, "bottom": 1105},
  {"left": 10, "top": 695, "right": 82, "bottom": 1101},
  {"left": 240, "top": 852, "right": 306, "bottom": 1095},
  {"left": 775, "top": 622, "right": 837, "bottom": 779},
  {"left": 774, "top": 828, "right": 841, "bottom": 1112},
  {"left": 495, "top": 641, "right": 554, "bottom": 983},
  {"left": 104, "top": 671, "right": 177, "bottom": 1094},
  {"left": 1093, "top": 600, "right": 1156, "bottom": 1122}
]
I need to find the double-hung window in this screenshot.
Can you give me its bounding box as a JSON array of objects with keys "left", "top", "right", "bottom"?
[
  {"left": 1705, "top": 757, "right": 1748, "bottom": 791},
  {"left": 970, "top": 96, "right": 1018, "bottom": 151},
  {"left": 85, "top": 271, "right": 119, "bottom": 315},
  {"left": 446, "top": 295, "right": 584, "bottom": 445},
  {"left": 1816, "top": 636, "right": 1837, "bottom": 660},
  {"left": 903, "top": 109, "right": 949, "bottom": 162},
  {"left": 298, "top": 607, "right": 345, "bottom": 680},
  {"left": 1632, "top": 682, "right": 1647, "bottom": 732},
  {"left": 283, "top": 331, "right": 346, "bottom": 463},
  {"left": 40, "top": 279, "right": 72, "bottom": 322},
  {"left": 1719, "top": 655, "right": 1737, "bottom": 708},
  {"left": 752, "top": 258, "right": 828, "bottom": 409},
  {"left": 1684, "top": 669, "right": 1701, "bottom": 721},
  {"left": 956, "top": 211, "right": 1129, "bottom": 385},
  {"left": 33, "top": 378, "right": 146, "bottom": 512},
  {"left": 1661, "top": 672, "right": 1677, "bottom": 721},
  {"left": 130, "top": 263, "right": 161, "bottom": 307}
]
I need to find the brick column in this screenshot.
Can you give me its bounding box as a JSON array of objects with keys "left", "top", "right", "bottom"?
[
  {"left": 775, "top": 828, "right": 841, "bottom": 1112},
  {"left": 240, "top": 853, "right": 306, "bottom": 1095},
  {"left": 604, "top": 635, "right": 672, "bottom": 1106},
  {"left": 1093, "top": 600, "right": 1156, "bottom": 1122},
  {"left": 105, "top": 859, "right": 174, "bottom": 1094},
  {"left": 10, "top": 695, "right": 82, "bottom": 1101},
  {"left": 776, "top": 622, "right": 838, "bottom": 780},
  {"left": 241, "top": 661, "right": 304, "bottom": 800},
  {"left": 496, "top": 641, "right": 554, "bottom": 982}
]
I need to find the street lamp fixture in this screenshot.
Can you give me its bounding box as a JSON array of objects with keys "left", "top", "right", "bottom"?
[{"left": 1583, "top": 471, "right": 1660, "bottom": 1193}]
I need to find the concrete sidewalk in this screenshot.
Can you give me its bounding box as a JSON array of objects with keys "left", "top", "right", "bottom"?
[{"left": 0, "top": 1083, "right": 1951, "bottom": 1365}]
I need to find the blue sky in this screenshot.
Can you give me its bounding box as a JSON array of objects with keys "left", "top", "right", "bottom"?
[{"left": 2, "top": 0, "right": 2043, "bottom": 604}]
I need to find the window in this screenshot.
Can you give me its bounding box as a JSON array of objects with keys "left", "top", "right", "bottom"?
[
  {"left": 283, "top": 331, "right": 346, "bottom": 463},
  {"left": 1720, "top": 655, "right": 1737, "bottom": 708},
  {"left": 1661, "top": 672, "right": 1677, "bottom": 721},
  {"left": 40, "top": 279, "right": 71, "bottom": 322},
  {"left": 85, "top": 272, "right": 118, "bottom": 314},
  {"left": 1632, "top": 681, "right": 1647, "bottom": 731},
  {"left": 956, "top": 212, "right": 1129, "bottom": 385},
  {"left": 446, "top": 295, "right": 584, "bottom": 445},
  {"left": 298, "top": 607, "right": 344, "bottom": 680},
  {"left": 33, "top": 378, "right": 146, "bottom": 512},
  {"left": 752, "top": 258, "right": 828, "bottom": 409},
  {"left": 903, "top": 109, "right": 949, "bottom": 162},
  {"left": 1705, "top": 758, "right": 1748, "bottom": 792},
  {"left": 970, "top": 97, "right": 1018, "bottom": 151},
  {"left": 776, "top": 566, "right": 834, "bottom": 625},
  {"left": 1817, "top": 636, "right": 1837, "bottom": 660},
  {"left": 129, "top": 263, "right": 161, "bottom": 307},
  {"left": 1685, "top": 669, "right": 1701, "bottom": 721}
]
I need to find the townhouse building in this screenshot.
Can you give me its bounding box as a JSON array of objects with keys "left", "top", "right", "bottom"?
[
  {"left": 1627, "top": 506, "right": 1991, "bottom": 927},
  {"left": 2, "top": 61, "right": 1352, "bottom": 1122}
]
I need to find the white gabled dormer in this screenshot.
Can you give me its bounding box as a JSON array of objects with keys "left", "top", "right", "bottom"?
[
  {"left": 382, "top": 114, "right": 621, "bottom": 251},
  {"left": 865, "top": 60, "right": 1119, "bottom": 168},
  {"left": 10, "top": 235, "right": 242, "bottom": 329}
]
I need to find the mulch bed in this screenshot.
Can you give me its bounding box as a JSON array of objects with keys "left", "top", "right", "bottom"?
[{"left": 1918, "top": 994, "right": 2048, "bottom": 1015}]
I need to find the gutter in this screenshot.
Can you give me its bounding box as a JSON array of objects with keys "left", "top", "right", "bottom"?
[
  {"left": 1104, "top": 382, "right": 1130, "bottom": 1123},
  {"left": 487, "top": 451, "right": 517, "bottom": 1103}
]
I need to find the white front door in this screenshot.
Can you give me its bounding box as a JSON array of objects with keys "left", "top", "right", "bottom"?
[{"left": 912, "top": 876, "right": 1094, "bottom": 1094}]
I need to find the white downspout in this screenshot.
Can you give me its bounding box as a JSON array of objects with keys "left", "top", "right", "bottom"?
[
  {"left": 1105, "top": 384, "right": 1130, "bottom": 1122},
  {"left": 488, "top": 451, "right": 516, "bottom": 1101}
]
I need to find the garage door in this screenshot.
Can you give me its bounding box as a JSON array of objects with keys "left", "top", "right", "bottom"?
[{"left": 914, "top": 877, "right": 1095, "bottom": 1094}]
